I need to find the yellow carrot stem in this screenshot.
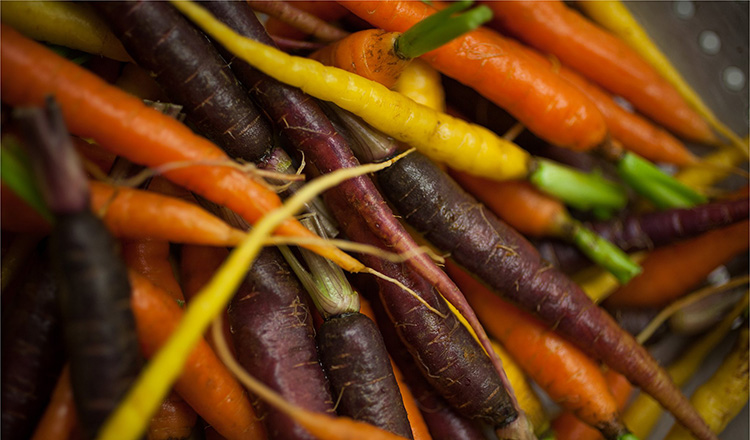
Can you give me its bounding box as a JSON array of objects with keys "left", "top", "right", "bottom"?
[
  {"left": 0, "top": 1, "right": 130, "bottom": 61},
  {"left": 171, "top": 0, "right": 532, "bottom": 182},
  {"left": 577, "top": 0, "right": 748, "bottom": 156},
  {"left": 99, "top": 157, "right": 404, "bottom": 440}
]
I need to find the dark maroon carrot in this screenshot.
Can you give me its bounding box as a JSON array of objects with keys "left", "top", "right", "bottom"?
[
  {"left": 199, "top": 6, "right": 527, "bottom": 437},
  {"left": 17, "top": 98, "right": 141, "bottom": 440},
  {"left": 537, "top": 198, "right": 750, "bottom": 274},
  {"left": 376, "top": 151, "right": 716, "bottom": 440},
  {"left": 317, "top": 312, "right": 414, "bottom": 438},
  {"left": 228, "top": 246, "right": 336, "bottom": 440},
  {"left": 93, "top": 1, "right": 273, "bottom": 163},
  {"left": 356, "top": 280, "right": 487, "bottom": 440},
  {"left": 1, "top": 252, "right": 65, "bottom": 440}
]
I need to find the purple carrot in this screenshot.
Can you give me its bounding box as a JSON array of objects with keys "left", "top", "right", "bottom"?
[
  {"left": 17, "top": 98, "right": 141, "bottom": 440},
  {"left": 199, "top": 4, "right": 528, "bottom": 435},
  {"left": 93, "top": 1, "right": 273, "bottom": 163},
  {"left": 376, "top": 151, "right": 717, "bottom": 440},
  {"left": 538, "top": 198, "right": 750, "bottom": 273},
  {"left": 1, "top": 252, "right": 65, "bottom": 440},
  {"left": 356, "top": 278, "right": 488, "bottom": 440},
  {"left": 318, "top": 312, "right": 414, "bottom": 438},
  {"left": 228, "top": 246, "right": 336, "bottom": 440}
]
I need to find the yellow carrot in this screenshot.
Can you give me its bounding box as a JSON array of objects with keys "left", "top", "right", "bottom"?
[
  {"left": 0, "top": 1, "right": 130, "bottom": 61},
  {"left": 393, "top": 59, "right": 446, "bottom": 113},
  {"left": 675, "top": 139, "right": 749, "bottom": 194},
  {"left": 623, "top": 295, "right": 749, "bottom": 438},
  {"left": 577, "top": 0, "right": 748, "bottom": 156},
  {"left": 172, "top": 0, "right": 531, "bottom": 182},
  {"left": 663, "top": 327, "right": 749, "bottom": 439}
]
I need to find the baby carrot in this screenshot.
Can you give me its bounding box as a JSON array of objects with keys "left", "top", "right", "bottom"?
[
  {"left": 447, "top": 262, "right": 632, "bottom": 440},
  {"left": 0, "top": 24, "right": 363, "bottom": 273},
  {"left": 339, "top": 0, "right": 608, "bottom": 152},
  {"left": 578, "top": 0, "right": 748, "bottom": 155},
  {"left": 606, "top": 220, "right": 750, "bottom": 308},
  {"left": 484, "top": 0, "right": 716, "bottom": 145}
]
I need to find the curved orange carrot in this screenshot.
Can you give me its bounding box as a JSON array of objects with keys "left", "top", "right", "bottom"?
[
  {"left": 0, "top": 24, "right": 363, "bottom": 273},
  {"left": 483, "top": 0, "right": 716, "bottom": 145},
  {"left": 128, "top": 271, "right": 266, "bottom": 440},
  {"left": 252, "top": 0, "right": 349, "bottom": 42},
  {"left": 122, "top": 239, "right": 184, "bottom": 302},
  {"left": 447, "top": 172, "right": 566, "bottom": 237},
  {"left": 551, "top": 369, "right": 633, "bottom": 440},
  {"left": 31, "top": 365, "right": 77, "bottom": 440},
  {"left": 446, "top": 261, "right": 629, "bottom": 439},
  {"left": 311, "top": 29, "right": 407, "bottom": 89},
  {"left": 606, "top": 219, "right": 750, "bottom": 308},
  {"left": 339, "top": 0, "right": 608, "bottom": 152}
]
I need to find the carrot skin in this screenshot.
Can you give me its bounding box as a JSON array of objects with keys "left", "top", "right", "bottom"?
[
  {"left": 0, "top": 25, "right": 358, "bottom": 271},
  {"left": 1, "top": 254, "right": 65, "bottom": 440},
  {"left": 228, "top": 247, "right": 335, "bottom": 440},
  {"left": 339, "top": 0, "right": 608, "bottom": 152},
  {"left": 483, "top": 0, "right": 715, "bottom": 145},
  {"left": 94, "top": 1, "right": 273, "bottom": 163},
  {"left": 318, "top": 312, "right": 413, "bottom": 438},
  {"left": 360, "top": 285, "right": 486, "bottom": 440},
  {"left": 30, "top": 365, "right": 77, "bottom": 440},
  {"left": 376, "top": 151, "right": 716, "bottom": 440},
  {"left": 606, "top": 220, "right": 750, "bottom": 308}
]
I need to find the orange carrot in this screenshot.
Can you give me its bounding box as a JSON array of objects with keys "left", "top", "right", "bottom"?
[
  {"left": 447, "top": 173, "right": 566, "bottom": 237},
  {"left": 339, "top": 0, "right": 608, "bottom": 151},
  {"left": 483, "top": 0, "right": 716, "bottom": 145},
  {"left": 145, "top": 391, "right": 198, "bottom": 440},
  {"left": 0, "top": 24, "right": 363, "bottom": 273},
  {"left": 122, "top": 239, "right": 183, "bottom": 302},
  {"left": 551, "top": 369, "right": 633, "bottom": 440},
  {"left": 30, "top": 365, "right": 77, "bottom": 440},
  {"left": 128, "top": 270, "right": 266, "bottom": 440},
  {"left": 446, "top": 261, "right": 630, "bottom": 439},
  {"left": 606, "top": 219, "right": 750, "bottom": 308}
]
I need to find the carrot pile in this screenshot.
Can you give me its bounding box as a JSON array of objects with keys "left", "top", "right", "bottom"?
[{"left": 1, "top": 2, "right": 748, "bottom": 440}]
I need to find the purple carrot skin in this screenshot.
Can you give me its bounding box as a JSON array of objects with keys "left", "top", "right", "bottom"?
[
  {"left": 1, "top": 253, "right": 66, "bottom": 440},
  {"left": 536, "top": 198, "right": 750, "bottom": 274},
  {"left": 317, "top": 312, "right": 414, "bottom": 438},
  {"left": 17, "top": 99, "right": 141, "bottom": 440},
  {"left": 228, "top": 246, "right": 336, "bottom": 440},
  {"left": 376, "top": 151, "right": 717, "bottom": 440},
  {"left": 357, "top": 280, "right": 487, "bottom": 440},
  {"left": 93, "top": 1, "right": 273, "bottom": 163},
  {"left": 200, "top": 7, "right": 526, "bottom": 434}
]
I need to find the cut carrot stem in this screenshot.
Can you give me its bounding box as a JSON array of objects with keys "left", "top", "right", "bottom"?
[{"left": 0, "top": 24, "right": 364, "bottom": 274}]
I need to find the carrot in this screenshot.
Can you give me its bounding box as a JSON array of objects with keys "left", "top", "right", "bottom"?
[
  {"left": 145, "top": 392, "right": 197, "bottom": 440},
  {"left": 577, "top": 0, "right": 748, "bottom": 155},
  {"left": 0, "top": 1, "right": 130, "bottom": 61},
  {"left": 484, "top": 0, "right": 716, "bottom": 145},
  {"left": 1, "top": 253, "right": 65, "bottom": 440},
  {"left": 94, "top": 1, "right": 274, "bottom": 164},
  {"left": 375, "top": 151, "right": 716, "bottom": 440},
  {"left": 228, "top": 246, "right": 337, "bottom": 440},
  {"left": 676, "top": 142, "right": 749, "bottom": 195},
  {"left": 623, "top": 295, "right": 749, "bottom": 438},
  {"left": 249, "top": 0, "right": 349, "bottom": 42},
  {"left": 127, "top": 270, "right": 266, "bottom": 440},
  {"left": 393, "top": 59, "right": 446, "bottom": 113},
  {"left": 664, "top": 327, "right": 749, "bottom": 439},
  {"left": 31, "top": 365, "right": 77, "bottom": 440},
  {"left": 17, "top": 98, "right": 141, "bottom": 440},
  {"left": 551, "top": 369, "right": 634, "bottom": 440},
  {"left": 177, "top": 0, "right": 628, "bottom": 216},
  {"left": 447, "top": 261, "right": 631, "bottom": 439},
  {"left": 310, "top": 1, "right": 491, "bottom": 89},
  {"left": 0, "top": 24, "right": 363, "bottom": 273},
  {"left": 606, "top": 220, "right": 750, "bottom": 308},
  {"left": 262, "top": 0, "right": 349, "bottom": 41}
]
